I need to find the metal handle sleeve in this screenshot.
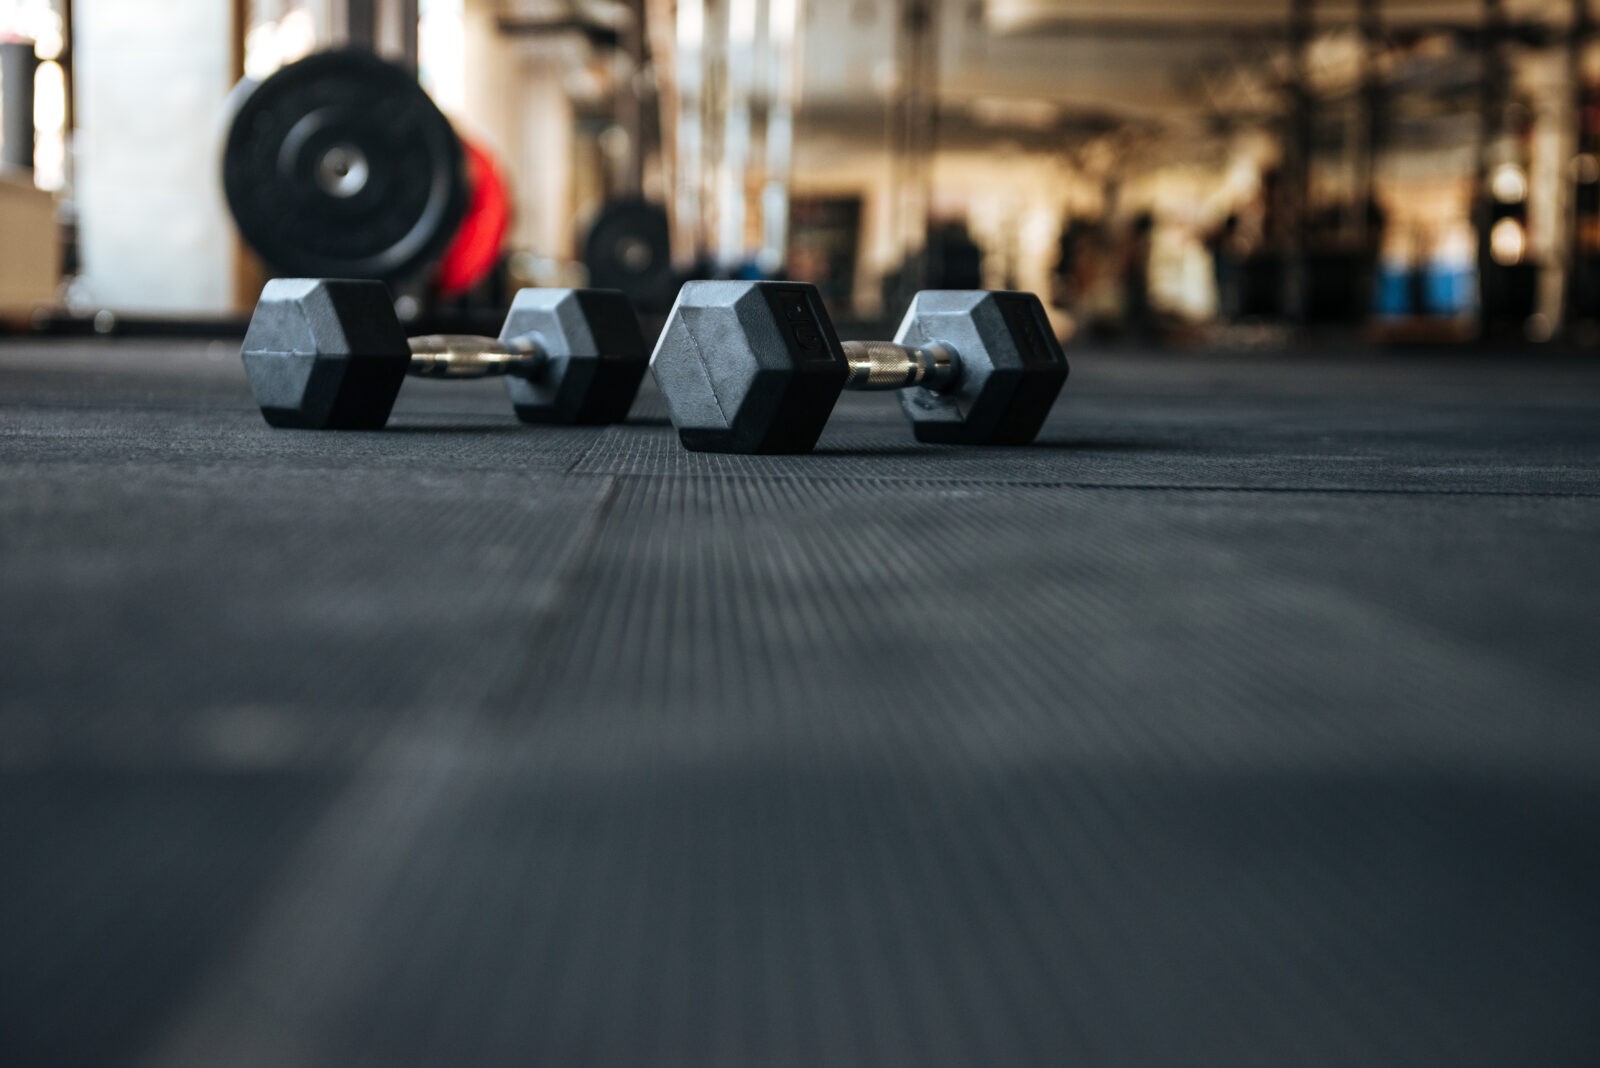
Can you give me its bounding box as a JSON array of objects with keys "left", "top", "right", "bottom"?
[
  {"left": 840, "top": 340, "right": 960, "bottom": 392},
  {"left": 407, "top": 335, "right": 546, "bottom": 379}
]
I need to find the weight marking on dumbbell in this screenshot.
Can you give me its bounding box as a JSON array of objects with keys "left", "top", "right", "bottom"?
[
  {"left": 760, "top": 285, "right": 840, "bottom": 364},
  {"left": 996, "top": 292, "right": 1060, "bottom": 367}
]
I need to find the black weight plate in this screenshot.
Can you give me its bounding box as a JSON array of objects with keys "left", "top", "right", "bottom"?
[
  {"left": 223, "top": 49, "right": 467, "bottom": 282},
  {"left": 582, "top": 198, "right": 675, "bottom": 310}
]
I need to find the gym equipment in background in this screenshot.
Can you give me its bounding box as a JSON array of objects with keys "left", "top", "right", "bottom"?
[
  {"left": 650, "top": 281, "right": 1069, "bottom": 454},
  {"left": 581, "top": 198, "right": 676, "bottom": 313},
  {"left": 224, "top": 49, "right": 692, "bottom": 310},
  {"left": 240, "top": 278, "right": 648, "bottom": 429},
  {"left": 435, "top": 137, "right": 512, "bottom": 297},
  {"left": 222, "top": 49, "right": 506, "bottom": 294}
]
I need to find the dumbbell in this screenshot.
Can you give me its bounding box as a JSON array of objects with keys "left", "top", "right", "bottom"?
[
  {"left": 240, "top": 278, "right": 648, "bottom": 429},
  {"left": 649, "top": 281, "right": 1069, "bottom": 453}
]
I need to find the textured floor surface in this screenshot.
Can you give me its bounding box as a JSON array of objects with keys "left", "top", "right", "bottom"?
[{"left": 2, "top": 337, "right": 1599, "bottom": 1065}]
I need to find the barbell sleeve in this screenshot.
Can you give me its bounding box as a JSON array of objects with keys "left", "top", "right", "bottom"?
[{"left": 839, "top": 340, "right": 961, "bottom": 392}]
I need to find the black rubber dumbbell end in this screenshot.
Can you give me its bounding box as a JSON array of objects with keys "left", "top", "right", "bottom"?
[
  {"left": 893, "top": 290, "right": 1070, "bottom": 446},
  {"left": 500, "top": 288, "right": 649, "bottom": 425},
  {"left": 240, "top": 278, "right": 410, "bottom": 430},
  {"left": 649, "top": 280, "right": 850, "bottom": 453}
]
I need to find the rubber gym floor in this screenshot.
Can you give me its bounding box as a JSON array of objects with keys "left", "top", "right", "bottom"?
[{"left": 3, "top": 335, "right": 1599, "bottom": 1065}]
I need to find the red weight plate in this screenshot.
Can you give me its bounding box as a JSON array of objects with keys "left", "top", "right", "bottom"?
[{"left": 435, "top": 135, "right": 511, "bottom": 296}]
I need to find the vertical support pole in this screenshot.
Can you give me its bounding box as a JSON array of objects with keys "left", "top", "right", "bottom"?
[
  {"left": 717, "top": 0, "right": 755, "bottom": 268},
  {"left": 60, "top": 0, "right": 75, "bottom": 142},
  {"left": 614, "top": 0, "right": 646, "bottom": 199},
  {"left": 1475, "top": 0, "right": 1509, "bottom": 333},
  {"left": 889, "top": 0, "right": 939, "bottom": 309},
  {"left": 700, "top": 0, "right": 727, "bottom": 267},
  {"left": 230, "top": 0, "right": 268, "bottom": 312},
  {"left": 1282, "top": 0, "right": 1314, "bottom": 327},
  {"left": 342, "top": 0, "right": 378, "bottom": 48},
  {"left": 644, "top": 0, "right": 683, "bottom": 255},
  {"left": 395, "top": 0, "right": 419, "bottom": 70},
  {"left": 1, "top": 40, "right": 38, "bottom": 173},
  {"left": 1356, "top": 0, "right": 1383, "bottom": 250},
  {"left": 672, "top": 0, "right": 706, "bottom": 266},
  {"left": 228, "top": 0, "right": 246, "bottom": 82},
  {"left": 332, "top": 0, "right": 416, "bottom": 68},
  {"left": 1565, "top": 0, "right": 1593, "bottom": 331},
  {"left": 522, "top": 63, "right": 576, "bottom": 261},
  {"left": 758, "top": 0, "right": 798, "bottom": 276}
]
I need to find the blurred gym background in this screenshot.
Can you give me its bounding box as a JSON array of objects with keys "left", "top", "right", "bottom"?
[{"left": 2, "top": 0, "right": 1597, "bottom": 347}]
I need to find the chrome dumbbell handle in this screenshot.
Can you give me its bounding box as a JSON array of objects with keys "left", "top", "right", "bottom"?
[
  {"left": 406, "top": 335, "right": 546, "bottom": 379},
  {"left": 839, "top": 340, "right": 961, "bottom": 392}
]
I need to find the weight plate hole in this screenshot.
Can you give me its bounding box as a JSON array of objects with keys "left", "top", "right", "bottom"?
[{"left": 317, "top": 144, "right": 370, "bottom": 198}]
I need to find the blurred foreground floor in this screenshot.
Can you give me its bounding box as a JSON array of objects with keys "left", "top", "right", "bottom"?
[{"left": 2, "top": 338, "right": 1599, "bottom": 1065}]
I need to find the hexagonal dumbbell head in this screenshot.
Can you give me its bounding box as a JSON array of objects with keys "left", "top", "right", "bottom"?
[
  {"left": 240, "top": 278, "right": 410, "bottom": 429},
  {"left": 894, "top": 290, "right": 1069, "bottom": 445},
  {"left": 650, "top": 280, "right": 849, "bottom": 453},
  {"left": 499, "top": 288, "right": 649, "bottom": 425}
]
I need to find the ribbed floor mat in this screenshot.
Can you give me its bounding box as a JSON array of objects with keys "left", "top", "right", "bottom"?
[{"left": 3, "top": 341, "right": 1599, "bottom": 1065}]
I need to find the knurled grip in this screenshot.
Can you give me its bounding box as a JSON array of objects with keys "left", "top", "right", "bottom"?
[
  {"left": 407, "top": 335, "right": 545, "bottom": 379},
  {"left": 840, "top": 340, "right": 960, "bottom": 391}
]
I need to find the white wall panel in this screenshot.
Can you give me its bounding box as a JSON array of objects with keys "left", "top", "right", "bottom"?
[{"left": 75, "top": 0, "right": 234, "bottom": 315}]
